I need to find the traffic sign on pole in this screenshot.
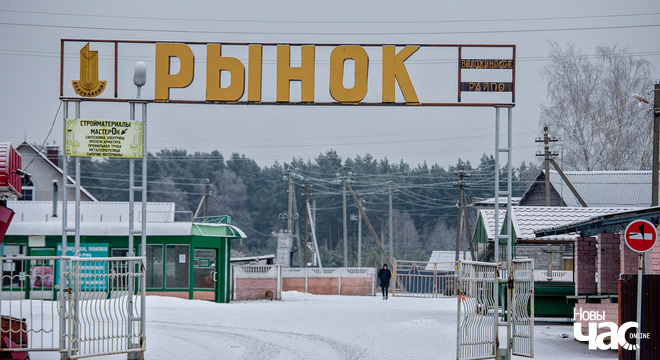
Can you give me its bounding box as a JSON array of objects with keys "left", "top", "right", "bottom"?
[
  {"left": 624, "top": 219, "right": 658, "bottom": 253},
  {"left": 624, "top": 219, "right": 657, "bottom": 360}
]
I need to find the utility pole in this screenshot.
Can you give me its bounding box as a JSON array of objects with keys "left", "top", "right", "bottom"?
[
  {"left": 193, "top": 178, "right": 211, "bottom": 219},
  {"left": 536, "top": 125, "right": 559, "bottom": 276},
  {"left": 632, "top": 84, "right": 660, "bottom": 277},
  {"left": 462, "top": 194, "right": 474, "bottom": 260},
  {"left": 536, "top": 125, "right": 559, "bottom": 207},
  {"left": 653, "top": 83, "right": 660, "bottom": 206},
  {"left": 389, "top": 182, "right": 393, "bottom": 262},
  {"left": 346, "top": 181, "right": 392, "bottom": 268},
  {"left": 292, "top": 184, "right": 302, "bottom": 266},
  {"left": 283, "top": 165, "right": 305, "bottom": 266},
  {"left": 303, "top": 181, "right": 309, "bottom": 268},
  {"left": 357, "top": 197, "right": 363, "bottom": 268},
  {"left": 454, "top": 166, "right": 475, "bottom": 261},
  {"left": 204, "top": 179, "right": 210, "bottom": 218},
  {"left": 287, "top": 165, "right": 294, "bottom": 234},
  {"left": 342, "top": 168, "right": 348, "bottom": 268},
  {"left": 636, "top": 83, "right": 660, "bottom": 206}
]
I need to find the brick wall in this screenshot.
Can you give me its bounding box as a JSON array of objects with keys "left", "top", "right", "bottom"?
[
  {"left": 597, "top": 233, "right": 620, "bottom": 294},
  {"left": 234, "top": 278, "right": 277, "bottom": 300},
  {"left": 574, "top": 298, "right": 618, "bottom": 335},
  {"left": 282, "top": 277, "right": 342, "bottom": 295},
  {"left": 306, "top": 278, "right": 339, "bottom": 295},
  {"left": 341, "top": 277, "right": 374, "bottom": 296},
  {"left": 282, "top": 277, "right": 306, "bottom": 292},
  {"left": 648, "top": 225, "right": 660, "bottom": 274},
  {"left": 575, "top": 236, "right": 597, "bottom": 295},
  {"left": 620, "top": 231, "right": 638, "bottom": 274},
  {"left": 146, "top": 291, "right": 189, "bottom": 299},
  {"left": 282, "top": 277, "right": 374, "bottom": 295},
  {"left": 193, "top": 291, "right": 215, "bottom": 301},
  {"left": 649, "top": 244, "right": 660, "bottom": 274}
]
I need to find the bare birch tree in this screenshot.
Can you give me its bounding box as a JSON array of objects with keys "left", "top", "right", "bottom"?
[{"left": 541, "top": 42, "right": 653, "bottom": 170}]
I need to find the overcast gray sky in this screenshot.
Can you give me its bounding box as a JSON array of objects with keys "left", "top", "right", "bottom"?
[{"left": 1, "top": 0, "right": 659, "bottom": 168}]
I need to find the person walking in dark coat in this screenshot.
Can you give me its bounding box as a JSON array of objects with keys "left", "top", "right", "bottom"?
[{"left": 378, "top": 264, "right": 392, "bottom": 300}]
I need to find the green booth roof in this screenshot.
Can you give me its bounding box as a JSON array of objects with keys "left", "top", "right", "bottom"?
[{"left": 191, "top": 223, "right": 247, "bottom": 239}]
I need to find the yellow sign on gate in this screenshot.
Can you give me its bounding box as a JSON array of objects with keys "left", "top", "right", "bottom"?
[
  {"left": 61, "top": 40, "right": 516, "bottom": 105},
  {"left": 65, "top": 119, "right": 143, "bottom": 158}
]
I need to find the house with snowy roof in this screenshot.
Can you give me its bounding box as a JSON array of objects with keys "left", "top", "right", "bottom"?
[
  {"left": 1, "top": 143, "right": 246, "bottom": 303},
  {"left": 472, "top": 205, "right": 640, "bottom": 317},
  {"left": 14, "top": 142, "right": 97, "bottom": 202},
  {"left": 519, "top": 169, "right": 652, "bottom": 207},
  {"left": 534, "top": 206, "right": 660, "bottom": 348},
  {"left": 473, "top": 206, "right": 639, "bottom": 268}
]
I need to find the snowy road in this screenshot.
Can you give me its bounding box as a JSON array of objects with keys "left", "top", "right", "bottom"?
[{"left": 30, "top": 292, "right": 616, "bottom": 359}]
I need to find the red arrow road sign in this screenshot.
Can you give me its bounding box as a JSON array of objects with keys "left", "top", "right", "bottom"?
[{"left": 624, "top": 219, "right": 658, "bottom": 253}]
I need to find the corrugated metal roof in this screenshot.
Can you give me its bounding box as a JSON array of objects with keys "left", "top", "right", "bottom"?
[
  {"left": 479, "top": 208, "right": 506, "bottom": 240},
  {"left": 426, "top": 250, "right": 469, "bottom": 264},
  {"left": 7, "top": 221, "right": 192, "bottom": 236},
  {"left": 548, "top": 170, "right": 651, "bottom": 207},
  {"left": 7, "top": 201, "right": 176, "bottom": 223},
  {"left": 6, "top": 201, "right": 246, "bottom": 239},
  {"left": 473, "top": 197, "right": 521, "bottom": 207},
  {"left": 477, "top": 206, "right": 639, "bottom": 242},
  {"left": 535, "top": 206, "right": 660, "bottom": 237}
]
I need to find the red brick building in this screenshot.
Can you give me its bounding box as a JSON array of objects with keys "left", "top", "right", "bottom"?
[{"left": 536, "top": 207, "right": 660, "bottom": 335}]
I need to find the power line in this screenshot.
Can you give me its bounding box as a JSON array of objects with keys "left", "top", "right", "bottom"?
[
  {"left": 1, "top": 20, "right": 659, "bottom": 36},
  {"left": 3, "top": 9, "right": 659, "bottom": 25},
  {"left": 23, "top": 101, "right": 61, "bottom": 172}
]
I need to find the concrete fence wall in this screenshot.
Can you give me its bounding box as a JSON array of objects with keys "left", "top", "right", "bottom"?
[
  {"left": 232, "top": 266, "right": 376, "bottom": 301},
  {"left": 232, "top": 265, "right": 282, "bottom": 301},
  {"left": 281, "top": 268, "right": 376, "bottom": 296}
]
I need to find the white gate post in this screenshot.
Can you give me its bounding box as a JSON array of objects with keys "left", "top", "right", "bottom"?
[{"left": 305, "top": 268, "right": 308, "bottom": 293}]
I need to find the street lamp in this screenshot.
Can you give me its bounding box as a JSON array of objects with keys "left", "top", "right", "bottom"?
[{"left": 632, "top": 83, "right": 660, "bottom": 206}]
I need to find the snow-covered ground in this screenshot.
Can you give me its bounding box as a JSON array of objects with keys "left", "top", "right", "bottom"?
[{"left": 27, "top": 292, "right": 615, "bottom": 359}]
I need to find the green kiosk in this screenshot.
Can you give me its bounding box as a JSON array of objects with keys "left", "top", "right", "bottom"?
[{"left": 2, "top": 215, "right": 245, "bottom": 303}]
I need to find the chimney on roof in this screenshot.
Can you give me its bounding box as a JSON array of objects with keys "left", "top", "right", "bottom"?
[{"left": 46, "top": 145, "right": 59, "bottom": 166}]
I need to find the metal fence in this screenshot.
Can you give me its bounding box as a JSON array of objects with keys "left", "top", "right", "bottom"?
[
  {"left": 456, "top": 260, "right": 499, "bottom": 360},
  {"left": 511, "top": 259, "right": 534, "bottom": 358},
  {"left": 0, "top": 256, "right": 146, "bottom": 360},
  {"left": 393, "top": 260, "right": 456, "bottom": 298},
  {"left": 619, "top": 274, "right": 660, "bottom": 360},
  {"left": 1, "top": 256, "right": 60, "bottom": 353}
]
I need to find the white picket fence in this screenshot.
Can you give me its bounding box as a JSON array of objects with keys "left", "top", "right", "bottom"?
[{"left": 533, "top": 270, "right": 573, "bottom": 282}]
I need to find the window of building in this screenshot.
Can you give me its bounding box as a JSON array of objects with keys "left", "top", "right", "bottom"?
[
  {"left": 20, "top": 177, "right": 33, "bottom": 201},
  {"left": 1, "top": 244, "right": 27, "bottom": 288},
  {"left": 165, "top": 245, "right": 189, "bottom": 289},
  {"left": 193, "top": 249, "right": 216, "bottom": 290},
  {"left": 109, "top": 248, "right": 130, "bottom": 289},
  {"left": 146, "top": 245, "right": 163, "bottom": 289}
]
